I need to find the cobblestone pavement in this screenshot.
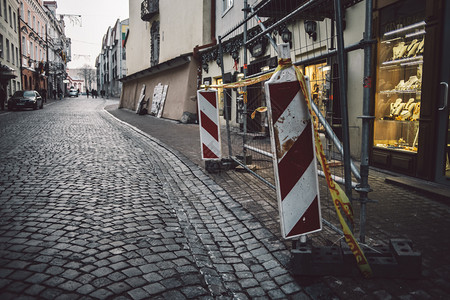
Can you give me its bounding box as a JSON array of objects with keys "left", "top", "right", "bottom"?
[
  {"left": 0, "top": 97, "right": 306, "bottom": 299},
  {"left": 106, "top": 100, "right": 450, "bottom": 300}
]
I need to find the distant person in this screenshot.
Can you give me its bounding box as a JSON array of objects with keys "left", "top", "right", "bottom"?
[
  {"left": 52, "top": 89, "right": 56, "bottom": 99},
  {"left": 58, "top": 88, "right": 62, "bottom": 100},
  {"left": 86, "top": 89, "right": 90, "bottom": 98},
  {"left": 0, "top": 86, "right": 6, "bottom": 110},
  {"left": 41, "top": 88, "right": 47, "bottom": 103}
]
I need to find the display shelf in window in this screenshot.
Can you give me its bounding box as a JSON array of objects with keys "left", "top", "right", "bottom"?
[{"left": 374, "top": 20, "right": 425, "bottom": 154}]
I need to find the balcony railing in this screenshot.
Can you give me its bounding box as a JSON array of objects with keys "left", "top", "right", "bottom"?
[{"left": 141, "top": 0, "right": 159, "bottom": 21}]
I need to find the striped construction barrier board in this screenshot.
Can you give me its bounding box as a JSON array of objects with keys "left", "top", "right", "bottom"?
[
  {"left": 265, "top": 68, "right": 322, "bottom": 239},
  {"left": 197, "top": 89, "right": 222, "bottom": 160}
]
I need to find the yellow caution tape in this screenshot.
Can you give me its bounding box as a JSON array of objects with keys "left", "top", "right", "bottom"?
[
  {"left": 250, "top": 106, "right": 268, "bottom": 119},
  {"left": 293, "top": 60, "right": 372, "bottom": 278}
]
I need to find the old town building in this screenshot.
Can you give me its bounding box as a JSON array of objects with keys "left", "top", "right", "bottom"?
[
  {"left": 119, "top": 0, "right": 213, "bottom": 120},
  {"left": 19, "top": 0, "right": 49, "bottom": 93},
  {"left": 121, "top": 0, "right": 449, "bottom": 186},
  {"left": 195, "top": 0, "right": 449, "bottom": 185},
  {"left": 0, "top": 0, "right": 71, "bottom": 100},
  {"left": 0, "top": 0, "right": 21, "bottom": 97},
  {"left": 43, "top": 0, "right": 70, "bottom": 98},
  {"left": 96, "top": 18, "right": 128, "bottom": 98}
]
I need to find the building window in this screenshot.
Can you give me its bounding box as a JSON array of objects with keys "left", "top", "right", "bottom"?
[
  {"left": 222, "top": 0, "right": 233, "bottom": 15},
  {"left": 13, "top": 12, "right": 16, "bottom": 31},
  {"left": 30, "top": 41, "right": 33, "bottom": 58},
  {"left": 38, "top": 21, "right": 40, "bottom": 35},
  {"left": 33, "top": 16, "right": 35, "bottom": 30},
  {"left": 150, "top": 21, "right": 160, "bottom": 67},
  {"left": 11, "top": 43, "right": 14, "bottom": 65},
  {"left": 21, "top": 36, "right": 25, "bottom": 56},
  {"left": 6, "top": 38, "right": 10, "bottom": 61},
  {"left": 20, "top": 3, "right": 23, "bottom": 19},
  {"left": 27, "top": 10, "right": 30, "bottom": 24},
  {"left": 15, "top": 47, "right": 18, "bottom": 66},
  {"left": 8, "top": 5, "right": 11, "bottom": 27},
  {"left": 0, "top": 34, "right": 3, "bottom": 58},
  {"left": 3, "top": 0, "right": 6, "bottom": 21}
]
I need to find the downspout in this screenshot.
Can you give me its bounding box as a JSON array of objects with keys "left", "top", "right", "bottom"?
[
  {"left": 45, "top": 23, "right": 49, "bottom": 98},
  {"left": 18, "top": 8, "right": 23, "bottom": 90}
]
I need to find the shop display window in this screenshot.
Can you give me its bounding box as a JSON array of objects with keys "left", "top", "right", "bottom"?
[{"left": 374, "top": 19, "right": 425, "bottom": 153}]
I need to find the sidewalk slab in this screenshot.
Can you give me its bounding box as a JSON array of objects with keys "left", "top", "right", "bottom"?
[{"left": 385, "top": 176, "right": 450, "bottom": 203}]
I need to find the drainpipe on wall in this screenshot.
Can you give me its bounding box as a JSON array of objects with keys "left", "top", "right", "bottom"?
[{"left": 18, "top": 8, "right": 24, "bottom": 90}]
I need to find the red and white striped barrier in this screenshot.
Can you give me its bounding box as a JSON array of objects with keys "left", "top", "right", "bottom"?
[
  {"left": 265, "top": 64, "right": 322, "bottom": 239},
  {"left": 197, "top": 89, "right": 222, "bottom": 160}
]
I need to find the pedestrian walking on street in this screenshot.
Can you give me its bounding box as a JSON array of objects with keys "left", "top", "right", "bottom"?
[
  {"left": 52, "top": 89, "right": 56, "bottom": 99},
  {"left": 41, "top": 88, "right": 47, "bottom": 103},
  {"left": 86, "top": 89, "right": 90, "bottom": 98},
  {"left": 0, "top": 86, "right": 6, "bottom": 110}
]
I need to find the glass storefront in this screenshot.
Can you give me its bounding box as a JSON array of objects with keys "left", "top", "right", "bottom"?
[
  {"left": 371, "top": 0, "right": 428, "bottom": 176},
  {"left": 374, "top": 20, "right": 425, "bottom": 153}
]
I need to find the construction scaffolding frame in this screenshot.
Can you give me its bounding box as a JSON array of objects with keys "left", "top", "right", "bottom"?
[{"left": 213, "top": 0, "right": 375, "bottom": 244}]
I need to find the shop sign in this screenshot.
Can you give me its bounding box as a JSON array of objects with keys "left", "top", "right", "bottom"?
[{"left": 251, "top": 41, "right": 267, "bottom": 58}]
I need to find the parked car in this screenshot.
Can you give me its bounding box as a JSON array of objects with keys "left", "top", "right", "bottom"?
[
  {"left": 7, "top": 90, "right": 43, "bottom": 110},
  {"left": 68, "top": 89, "right": 79, "bottom": 97}
]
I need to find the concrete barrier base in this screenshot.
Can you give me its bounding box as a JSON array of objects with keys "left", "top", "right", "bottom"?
[{"left": 291, "top": 239, "right": 421, "bottom": 278}]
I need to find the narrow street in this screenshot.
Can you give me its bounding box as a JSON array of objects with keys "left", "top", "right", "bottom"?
[{"left": 0, "top": 97, "right": 302, "bottom": 299}]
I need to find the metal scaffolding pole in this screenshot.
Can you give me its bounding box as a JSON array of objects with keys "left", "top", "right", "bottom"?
[
  {"left": 250, "top": 6, "right": 279, "bottom": 55},
  {"left": 333, "top": 0, "right": 353, "bottom": 201},
  {"left": 356, "top": 0, "right": 375, "bottom": 243},
  {"left": 243, "top": 0, "right": 249, "bottom": 164},
  {"left": 218, "top": 37, "right": 233, "bottom": 158}
]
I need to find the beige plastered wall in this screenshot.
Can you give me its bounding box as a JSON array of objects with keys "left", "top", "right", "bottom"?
[{"left": 120, "top": 58, "right": 199, "bottom": 121}]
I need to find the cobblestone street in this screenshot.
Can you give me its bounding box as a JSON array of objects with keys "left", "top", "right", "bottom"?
[
  {"left": 1, "top": 97, "right": 450, "bottom": 299},
  {"left": 0, "top": 98, "right": 303, "bottom": 299}
]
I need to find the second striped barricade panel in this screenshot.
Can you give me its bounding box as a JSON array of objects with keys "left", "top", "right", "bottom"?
[{"left": 197, "top": 89, "right": 222, "bottom": 160}]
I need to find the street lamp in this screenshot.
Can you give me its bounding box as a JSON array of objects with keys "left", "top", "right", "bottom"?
[
  {"left": 304, "top": 20, "right": 317, "bottom": 41},
  {"left": 281, "top": 26, "right": 292, "bottom": 44}
]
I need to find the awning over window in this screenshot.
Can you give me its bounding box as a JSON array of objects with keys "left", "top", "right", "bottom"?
[{"left": 0, "top": 64, "right": 17, "bottom": 80}]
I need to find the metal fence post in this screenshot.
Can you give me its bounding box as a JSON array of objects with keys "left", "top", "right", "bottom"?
[
  {"left": 356, "top": 0, "right": 375, "bottom": 243},
  {"left": 243, "top": 0, "right": 248, "bottom": 164},
  {"left": 218, "top": 37, "right": 233, "bottom": 158},
  {"left": 333, "top": 0, "right": 353, "bottom": 201}
]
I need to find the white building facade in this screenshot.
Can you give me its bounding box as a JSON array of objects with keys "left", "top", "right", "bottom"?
[
  {"left": 120, "top": 0, "right": 213, "bottom": 120},
  {"left": 0, "top": 0, "right": 21, "bottom": 96},
  {"left": 43, "top": 0, "right": 70, "bottom": 98},
  {"left": 96, "top": 18, "right": 128, "bottom": 97}
]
